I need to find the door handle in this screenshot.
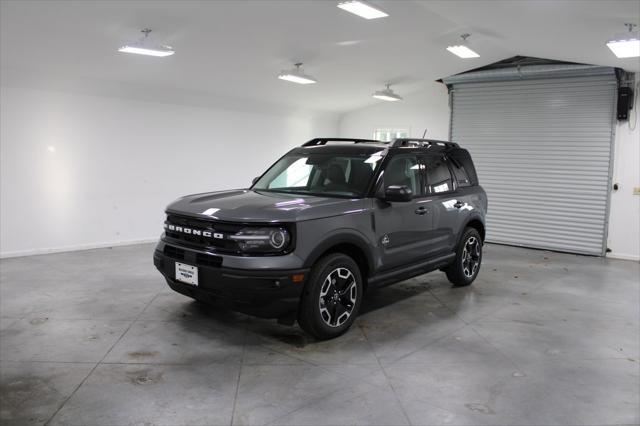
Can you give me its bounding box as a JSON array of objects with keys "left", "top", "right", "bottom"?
[
  {"left": 453, "top": 201, "right": 464, "bottom": 209},
  {"left": 414, "top": 206, "right": 428, "bottom": 215}
]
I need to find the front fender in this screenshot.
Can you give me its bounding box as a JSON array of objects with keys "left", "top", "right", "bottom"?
[{"left": 301, "top": 228, "right": 376, "bottom": 275}]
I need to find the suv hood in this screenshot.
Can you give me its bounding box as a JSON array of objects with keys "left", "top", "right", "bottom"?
[{"left": 166, "top": 189, "right": 366, "bottom": 223}]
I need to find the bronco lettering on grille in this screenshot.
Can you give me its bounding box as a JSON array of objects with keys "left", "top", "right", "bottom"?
[{"left": 164, "top": 223, "right": 223, "bottom": 239}]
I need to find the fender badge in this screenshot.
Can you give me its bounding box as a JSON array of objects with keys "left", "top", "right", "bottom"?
[{"left": 382, "top": 234, "right": 390, "bottom": 245}]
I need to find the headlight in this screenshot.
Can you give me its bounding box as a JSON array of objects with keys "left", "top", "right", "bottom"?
[
  {"left": 269, "top": 229, "right": 287, "bottom": 249},
  {"left": 229, "top": 227, "right": 291, "bottom": 253}
]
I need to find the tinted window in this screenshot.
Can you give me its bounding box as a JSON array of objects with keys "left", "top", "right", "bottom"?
[
  {"left": 450, "top": 159, "right": 471, "bottom": 187},
  {"left": 449, "top": 150, "right": 478, "bottom": 186},
  {"left": 424, "top": 156, "right": 453, "bottom": 194},
  {"left": 253, "top": 152, "right": 383, "bottom": 198},
  {"left": 383, "top": 155, "right": 424, "bottom": 197}
]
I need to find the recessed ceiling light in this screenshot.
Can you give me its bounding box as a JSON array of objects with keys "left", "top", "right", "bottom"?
[
  {"left": 118, "top": 28, "right": 175, "bottom": 57},
  {"left": 447, "top": 34, "right": 480, "bottom": 59},
  {"left": 278, "top": 63, "right": 317, "bottom": 85},
  {"left": 373, "top": 83, "right": 402, "bottom": 102},
  {"left": 337, "top": 1, "right": 388, "bottom": 20},
  {"left": 607, "top": 23, "right": 640, "bottom": 58}
]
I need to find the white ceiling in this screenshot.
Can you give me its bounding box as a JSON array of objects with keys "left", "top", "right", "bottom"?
[{"left": 1, "top": 0, "right": 638, "bottom": 113}]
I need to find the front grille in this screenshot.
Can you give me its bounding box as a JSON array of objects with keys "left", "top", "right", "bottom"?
[
  {"left": 163, "top": 244, "right": 222, "bottom": 268},
  {"left": 164, "top": 214, "right": 244, "bottom": 253},
  {"left": 196, "top": 253, "right": 223, "bottom": 268}
]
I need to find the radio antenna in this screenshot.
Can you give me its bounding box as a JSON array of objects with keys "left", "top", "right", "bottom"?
[{"left": 422, "top": 128, "right": 428, "bottom": 138}]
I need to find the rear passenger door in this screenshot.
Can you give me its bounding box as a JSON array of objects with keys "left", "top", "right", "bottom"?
[
  {"left": 445, "top": 153, "right": 481, "bottom": 243},
  {"left": 422, "top": 155, "right": 463, "bottom": 254}
]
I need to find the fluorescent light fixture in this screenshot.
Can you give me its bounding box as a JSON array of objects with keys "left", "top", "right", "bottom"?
[
  {"left": 118, "top": 28, "right": 175, "bottom": 57},
  {"left": 337, "top": 1, "right": 388, "bottom": 20},
  {"left": 607, "top": 39, "right": 640, "bottom": 58},
  {"left": 446, "top": 44, "right": 480, "bottom": 58},
  {"left": 447, "top": 33, "right": 480, "bottom": 58},
  {"left": 278, "top": 74, "right": 317, "bottom": 85},
  {"left": 118, "top": 45, "right": 174, "bottom": 57},
  {"left": 278, "top": 63, "right": 317, "bottom": 85},
  {"left": 372, "top": 84, "right": 402, "bottom": 102},
  {"left": 607, "top": 23, "right": 640, "bottom": 58}
]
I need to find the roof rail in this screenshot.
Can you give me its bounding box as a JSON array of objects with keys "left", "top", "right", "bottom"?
[
  {"left": 390, "top": 138, "right": 459, "bottom": 149},
  {"left": 302, "top": 138, "right": 383, "bottom": 147}
]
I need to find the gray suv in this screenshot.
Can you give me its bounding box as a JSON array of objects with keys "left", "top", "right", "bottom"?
[{"left": 154, "top": 138, "right": 487, "bottom": 339}]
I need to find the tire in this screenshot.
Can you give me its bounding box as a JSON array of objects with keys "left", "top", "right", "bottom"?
[
  {"left": 297, "top": 253, "right": 363, "bottom": 340},
  {"left": 445, "top": 227, "right": 483, "bottom": 287}
]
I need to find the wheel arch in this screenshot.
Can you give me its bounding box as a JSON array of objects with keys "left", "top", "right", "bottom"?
[
  {"left": 303, "top": 233, "right": 374, "bottom": 291},
  {"left": 463, "top": 216, "right": 486, "bottom": 243}
]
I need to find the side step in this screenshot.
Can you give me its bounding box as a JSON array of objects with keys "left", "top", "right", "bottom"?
[{"left": 367, "top": 253, "right": 455, "bottom": 289}]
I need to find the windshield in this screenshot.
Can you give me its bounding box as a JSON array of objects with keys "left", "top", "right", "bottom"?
[{"left": 252, "top": 151, "right": 385, "bottom": 198}]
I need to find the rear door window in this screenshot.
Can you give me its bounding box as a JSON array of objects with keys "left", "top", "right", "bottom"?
[{"left": 424, "top": 156, "right": 454, "bottom": 194}]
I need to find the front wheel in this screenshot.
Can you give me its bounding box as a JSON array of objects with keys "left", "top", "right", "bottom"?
[
  {"left": 297, "top": 253, "right": 363, "bottom": 340},
  {"left": 445, "top": 227, "right": 483, "bottom": 287}
]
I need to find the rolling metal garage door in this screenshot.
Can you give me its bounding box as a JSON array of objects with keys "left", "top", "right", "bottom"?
[{"left": 445, "top": 66, "right": 617, "bottom": 255}]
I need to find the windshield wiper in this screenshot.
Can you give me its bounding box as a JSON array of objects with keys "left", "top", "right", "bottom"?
[
  {"left": 256, "top": 188, "right": 311, "bottom": 195},
  {"left": 255, "top": 188, "right": 360, "bottom": 199}
]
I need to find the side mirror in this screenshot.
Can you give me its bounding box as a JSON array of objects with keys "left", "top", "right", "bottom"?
[
  {"left": 383, "top": 185, "right": 413, "bottom": 202},
  {"left": 252, "top": 176, "right": 260, "bottom": 185}
]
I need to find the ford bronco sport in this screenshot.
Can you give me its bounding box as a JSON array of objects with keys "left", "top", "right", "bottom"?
[{"left": 154, "top": 138, "right": 487, "bottom": 339}]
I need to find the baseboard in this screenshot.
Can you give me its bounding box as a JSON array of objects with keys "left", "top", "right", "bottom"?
[
  {"left": 606, "top": 252, "right": 640, "bottom": 262},
  {"left": 0, "top": 238, "right": 158, "bottom": 259}
]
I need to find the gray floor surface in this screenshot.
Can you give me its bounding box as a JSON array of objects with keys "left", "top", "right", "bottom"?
[{"left": 0, "top": 243, "right": 638, "bottom": 426}]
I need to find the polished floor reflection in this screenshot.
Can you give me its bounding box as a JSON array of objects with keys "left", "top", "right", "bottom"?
[{"left": 1, "top": 243, "right": 638, "bottom": 425}]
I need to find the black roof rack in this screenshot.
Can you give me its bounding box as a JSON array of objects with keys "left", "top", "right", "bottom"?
[
  {"left": 390, "top": 138, "right": 459, "bottom": 149},
  {"left": 302, "top": 138, "right": 383, "bottom": 147}
]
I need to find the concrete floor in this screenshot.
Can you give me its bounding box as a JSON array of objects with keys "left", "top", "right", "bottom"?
[{"left": 0, "top": 243, "right": 638, "bottom": 426}]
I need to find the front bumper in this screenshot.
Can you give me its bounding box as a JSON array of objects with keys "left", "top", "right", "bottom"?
[{"left": 153, "top": 241, "right": 308, "bottom": 318}]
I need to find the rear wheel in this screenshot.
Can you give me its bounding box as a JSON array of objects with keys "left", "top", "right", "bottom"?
[
  {"left": 297, "top": 253, "right": 363, "bottom": 340},
  {"left": 445, "top": 227, "right": 482, "bottom": 287}
]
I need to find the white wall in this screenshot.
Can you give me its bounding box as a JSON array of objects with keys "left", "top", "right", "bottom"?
[
  {"left": 608, "top": 85, "right": 640, "bottom": 261},
  {"left": 339, "top": 79, "right": 639, "bottom": 261},
  {"left": 338, "top": 82, "right": 450, "bottom": 140},
  {"left": 2, "top": 77, "right": 637, "bottom": 260},
  {"left": 0, "top": 86, "right": 338, "bottom": 257}
]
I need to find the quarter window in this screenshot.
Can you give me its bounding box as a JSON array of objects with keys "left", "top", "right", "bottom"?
[{"left": 450, "top": 159, "right": 471, "bottom": 187}]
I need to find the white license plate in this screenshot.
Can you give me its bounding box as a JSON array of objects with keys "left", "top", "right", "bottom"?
[{"left": 175, "top": 262, "right": 198, "bottom": 286}]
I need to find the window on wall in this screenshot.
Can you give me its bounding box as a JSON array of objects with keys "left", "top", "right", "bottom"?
[{"left": 373, "top": 128, "right": 409, "bottom": 142}]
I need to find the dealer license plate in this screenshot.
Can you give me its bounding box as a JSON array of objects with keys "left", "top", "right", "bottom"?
[{"left": 175, "top": 262, "right": 198, "bottom": 286}]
